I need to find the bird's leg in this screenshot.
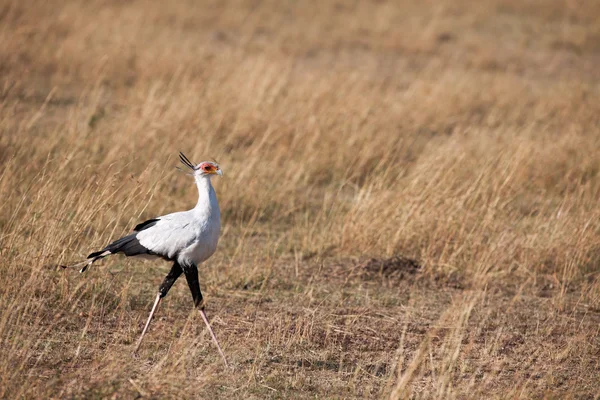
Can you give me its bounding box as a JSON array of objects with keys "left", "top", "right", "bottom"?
[
  {"left": 134, "top": 293, "right": 160, "bottom": 353},
  {"left": 198, "top": 308, "right": 229, "bottom": 367},
  {"left": 183, "top": 263, "right": 229, "bottom": 368},
  {"left": 134, "top": 262, "right": 183, "bottom": 353}
]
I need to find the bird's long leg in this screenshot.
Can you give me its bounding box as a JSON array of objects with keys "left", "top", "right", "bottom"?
[
  {"left": 198, "top": 308, "right": 229, "bottom": 368},
  {"left": 183, "top": 264, "right": 229, "bottom": 368},
  {"left": 134, "top": 262, "right": 183, "bottom": 353},
  {"left": 134, "top": 293, "right": 161, "bottom": 353}
]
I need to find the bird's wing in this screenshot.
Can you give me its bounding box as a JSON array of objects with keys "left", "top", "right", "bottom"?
[{"left": 135, "top": 211, "right": 197, "bottom": 260}]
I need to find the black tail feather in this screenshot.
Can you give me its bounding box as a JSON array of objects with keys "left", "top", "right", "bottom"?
[
  {"left": 65, "top": 234, "right": 154, "bottom": 274},
  {"left": 88, "top": 233, "right": 151, "bottom": 259},
  {"left": 88, "top": 250, "right": 106, "bottom": 259}
]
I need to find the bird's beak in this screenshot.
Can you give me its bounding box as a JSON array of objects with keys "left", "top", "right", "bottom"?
[{"left": 207, "top": 168, "right": 223, "bottom": 176}]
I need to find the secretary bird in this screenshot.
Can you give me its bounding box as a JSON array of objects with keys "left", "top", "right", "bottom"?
[{"left": 65, "top": 152, "right": 228, "bottom": 366}]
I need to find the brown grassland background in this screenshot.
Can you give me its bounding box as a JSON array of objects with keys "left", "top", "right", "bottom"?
[{"left": 1, "top": 0, "right": 600, "bottom": 398}]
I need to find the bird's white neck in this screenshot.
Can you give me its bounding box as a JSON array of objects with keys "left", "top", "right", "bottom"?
[{"left": 194, "top": 176, "right": 218, "bottom": 213}]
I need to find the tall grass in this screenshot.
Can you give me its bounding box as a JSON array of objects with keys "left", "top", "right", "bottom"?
[{"left": 1, "top": 0, "right": 599, "bottom": 397}]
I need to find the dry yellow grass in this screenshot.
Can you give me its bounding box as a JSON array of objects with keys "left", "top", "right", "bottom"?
[{"left": 1, "top": 0, "right": 600, "bottom": 398}]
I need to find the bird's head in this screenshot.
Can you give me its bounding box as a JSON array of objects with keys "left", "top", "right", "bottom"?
[{"left": 178, "top": 152, "right": 222, "bottom": 178}]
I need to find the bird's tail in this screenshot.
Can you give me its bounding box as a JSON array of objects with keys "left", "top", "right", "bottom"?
[
  {"left": 62, "top": 233, "right": 142, "bottom": 273},
  {"left": 61, "top": 250, "right": 111, "bottom": 273}
]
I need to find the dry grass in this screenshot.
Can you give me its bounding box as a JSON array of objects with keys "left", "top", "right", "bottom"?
[{"left": 1, "top": 0, "right": 600, "bottom": 398}]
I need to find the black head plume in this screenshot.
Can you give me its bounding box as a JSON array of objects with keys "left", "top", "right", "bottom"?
[{"left": 178, "top": 152, "right": 197, "bottom": 172}]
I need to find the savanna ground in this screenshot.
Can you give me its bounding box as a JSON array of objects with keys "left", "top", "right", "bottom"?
[{"left": 1, "top": 0, "right": 600, "bottom": 398}]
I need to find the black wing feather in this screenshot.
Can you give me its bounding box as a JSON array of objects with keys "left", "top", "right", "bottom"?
[{"left": 134, "top": 218, "right": 160, "bottom": 232}]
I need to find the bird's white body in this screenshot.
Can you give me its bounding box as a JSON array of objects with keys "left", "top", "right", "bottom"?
[{"left": 137, "top": 176, "right": 221, "bottom": 265}]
